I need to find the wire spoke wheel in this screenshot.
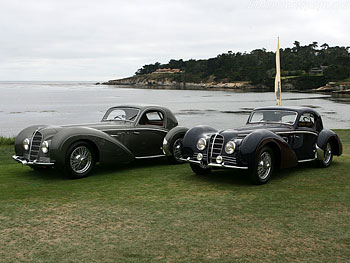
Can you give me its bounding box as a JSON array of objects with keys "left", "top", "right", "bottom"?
[
  {"left": 323, "top": 142, "right": 332, "bottom": 165},
  {"left": 172, "top": 138, "right": 183, "bottom": 161},
  {"left": 250, "top": 146, "right": 274, "bottom": 185},
  {"left": 69, "top": 146, "right": 92, "bottom": 174},
  {"left": 257, "top": 152, "right": 272, "bottom": 180}
]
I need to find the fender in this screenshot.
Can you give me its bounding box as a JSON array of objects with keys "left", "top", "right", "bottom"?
[
  {"left": 14, "top": 125, "right": 49, "bottom": 156},
  {"left": 317, "top": 129, "right": 343, "bottom": 156},
  {"left": 163, "top": 126, "right": 188, "bottom": 156},
  {"left": 240, "top": 129, "right": 298, "bottom": 169},
  {"left": 182, "top": 125, "right": 218, "bottom": 156},
  {"left": 50, "top": 127, "right": 134, "bottom": 167}
]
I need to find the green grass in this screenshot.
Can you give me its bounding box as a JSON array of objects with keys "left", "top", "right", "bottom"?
[
  {"left": 1, "top": 130, "right": 350, "bottom": 262},
  {"left": 0, "top": 136, "right": 15, "bottom": 145}
]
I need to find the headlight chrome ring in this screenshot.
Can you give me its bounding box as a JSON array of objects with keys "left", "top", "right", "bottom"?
[
  {"left": 23, "top": 138, "right": 30, "bottom": 151},
  {"left": 225, "top": 141, "right": 236, "bottom": 154},
  {"left": 196, "top": 138, "right": 206, "bottom": 151},
  {"left": 41, "top": 141, "right": 49, "bottom": 154}
]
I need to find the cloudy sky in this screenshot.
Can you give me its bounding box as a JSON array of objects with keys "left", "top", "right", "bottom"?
[{"left": 0, "top": 0, "right": 349, "bottom": 81}]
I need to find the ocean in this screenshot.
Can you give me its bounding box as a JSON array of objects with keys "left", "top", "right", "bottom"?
[{"left": 0, "top": 81, "right": 349, "bottom": 136}]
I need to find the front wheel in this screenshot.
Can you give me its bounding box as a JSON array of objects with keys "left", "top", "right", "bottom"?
[
  {"left": 167, "top": 136, "right": 185, "bottom": 164},
  {"left": 190, "top": 163, "right": 212, "bottom": 175},
  {"left": 317, "top": 142, "right": 333, "bottom": 168},
  {"left": 249, "top": 146, "right": 274, "bottom": 185},
  {"left": 64, "top": 142, "right": 96, "bottom": 179}
]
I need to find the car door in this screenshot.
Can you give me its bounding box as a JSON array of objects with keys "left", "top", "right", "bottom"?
[
  {"left": 128, "top": 110, "right": 168, "bottom": 157},
  {"left": 293, "top": 112, "right": 318, "bottom": 161}
]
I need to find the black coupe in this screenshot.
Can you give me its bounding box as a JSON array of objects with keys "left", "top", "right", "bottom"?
[{"left": 177, "top": 107, "right": 342, "bottom": 184}]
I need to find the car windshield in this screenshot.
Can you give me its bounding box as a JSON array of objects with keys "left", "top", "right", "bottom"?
[
  {"left": 248, "top": 110, "right": 298, "bottom": 125},
  {"left": 102, "top": 107, "right": 140, "bottom": 122}
]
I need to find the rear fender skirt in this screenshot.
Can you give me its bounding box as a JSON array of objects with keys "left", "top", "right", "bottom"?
[
  {"left": 240, "top": 129, "right": 298, "bottom": 169},
  {"left": 50, "top": 127, "right": 135, "bottom": 167},
  {"left": 317, "top": 129, "right": 343, "bottom": 156}
]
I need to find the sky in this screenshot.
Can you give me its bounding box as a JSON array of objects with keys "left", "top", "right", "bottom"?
[{"left": 0, "top": 0, "right": 349, "bottom": 81}]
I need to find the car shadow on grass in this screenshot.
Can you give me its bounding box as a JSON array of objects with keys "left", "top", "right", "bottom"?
[
  {"left": 188, "top": 168, "right": 252, "bottom": 186},
  {"left": 19, "top": 157, "right": 174, "bottom": 181},
  {"left": 187, "top": 160, "right": 342, "bottom": 186}
]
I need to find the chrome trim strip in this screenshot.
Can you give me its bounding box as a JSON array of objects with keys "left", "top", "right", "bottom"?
[
  {"left": 103, "top": 128, "right": 168, "bottom": 133},
  {"left": 135, "top": 154, "right": 165, "bottom": 159},
  {"left": 181, "top": 157, "right": 248, "bottom": 169},
  {"left": 12, "top": 155, "right": 55, "bottom": 166},
  {"left": 276, "top": 131, "right": 318, "bottom": 136},
  {"left": 298, "top": 158, "right": 317, "bottom": 163},
  {"left": 210, "top": 133, "right": 218, "bottom": 161},
  {"left": 208, "top": 163, "right": 248, "bottom": 169},
  {"left": 248, "top": 109, "right": 298, "bottom": 125},
  {"left": 28, "top": 129, "right": 38, "bottom": 159},
  {"left": 180, "top": 158, "right": 200, "bottom": 164}
]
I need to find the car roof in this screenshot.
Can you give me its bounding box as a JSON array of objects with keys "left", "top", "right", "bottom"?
[
  {"left": 108, "top": 104, "right": 178, "bottom": 127},
  {"left": 253, "top": 106, "right": 321, "bottom": 117},
  {"left": 112, "top": 104, "right": 168, "bottom": 111}
]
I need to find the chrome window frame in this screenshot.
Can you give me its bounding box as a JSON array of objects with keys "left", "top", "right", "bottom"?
[
  {"left": 248, "top": 110, "right": 298, "bottom": 126},
  {"left": 101, "top": 107, "right": 141, "bottom": 123}
]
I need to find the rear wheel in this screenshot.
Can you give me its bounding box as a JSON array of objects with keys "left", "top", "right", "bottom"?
[
  {"left": 64, "top": 142, "right": 96, "bottom": 179},
  {"left": 190, "top": 163, "right": 212, "bottom": 175},
  {"left": 249, "top": 146, "right": 274, "bottom": 185},
  {"left": 317, "top": 142, "right": 333, "bottom": 168}
]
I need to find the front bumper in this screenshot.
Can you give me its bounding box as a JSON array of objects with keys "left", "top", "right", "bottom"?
[
  {"left": 181, "top": 157, "right": 248, "bottom": 170},
  {"left": 12, "top": 155, "right": 55, "bottom": 166}
]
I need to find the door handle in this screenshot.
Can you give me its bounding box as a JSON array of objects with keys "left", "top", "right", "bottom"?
[{"left": 133, "top": 131, "right": 140, "bottom": 135}]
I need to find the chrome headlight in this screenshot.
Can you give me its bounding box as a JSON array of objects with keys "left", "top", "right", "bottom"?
[
  {"left": 225, "top": 141, "right": 236, "bottom": 154},
  {"left": 196, "top": 138, "right": 206, "bottom": 151},
  {"left": 23, "top": 138, "right": 30, "bottom": 151},
  {"left": 41, "top": 141, "right": 49, "bottom": 154}
]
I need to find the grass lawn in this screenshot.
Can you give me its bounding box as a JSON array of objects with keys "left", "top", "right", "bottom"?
[{"left": 0, "top": 130, "right": 349, "bottom": 262}]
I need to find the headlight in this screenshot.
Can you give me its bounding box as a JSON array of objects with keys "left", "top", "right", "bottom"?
[
  {"left": 225, "top": 141, "right": 236, "bottom": 154},
  {"left": 23, "top": 138, "right": 30, "bottom": 151},
  {"left": 196, "top": 138, "right": 206, "bottom": 151},
  {"left": 41, "top": 141, "right": 49, "bottom": 154}
]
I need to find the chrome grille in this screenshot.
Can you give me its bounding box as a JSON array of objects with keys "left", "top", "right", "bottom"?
[
  {"left": 222, "top": 156, "right": 237, "bottom": 165},
  {"left": 207, "top": 134, "right": 224, "bottom": 163},
  {"left": 29, "top": 131, "right": 43, "bottom": 161}
]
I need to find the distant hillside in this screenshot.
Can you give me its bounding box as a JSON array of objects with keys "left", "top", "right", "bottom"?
[{"left": 103, "top": 41, "right": 350, "bottom": 91}]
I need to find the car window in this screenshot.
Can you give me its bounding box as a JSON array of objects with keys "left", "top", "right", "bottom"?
[
  {"left": 103, "top": 108, "right": 139, "bottom": 122},
  {"left": 139, "top": 111, "right": 164, "bottom": 126},
  {"left": 298, "top": 113, "right": 315, "bottom": 129},
  {"left": 249, "top": 110, "right": 297, "bottom": 125}
]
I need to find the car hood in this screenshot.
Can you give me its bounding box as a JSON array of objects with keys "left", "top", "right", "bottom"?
[
  {"left": 60, "top": 121, "right": 134, "bottom": 131},
  {"left": 25, "top": 121, "right": 134, "bottom": 139}
]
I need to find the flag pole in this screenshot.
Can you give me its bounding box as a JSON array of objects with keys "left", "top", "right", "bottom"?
[{"left": 275, "top": 37, "right": 282, "bottom": 106}]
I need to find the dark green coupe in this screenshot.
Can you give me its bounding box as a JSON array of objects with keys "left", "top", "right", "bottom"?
[{"left": 13, "top": 105, "right": 188, "bottom": 178}]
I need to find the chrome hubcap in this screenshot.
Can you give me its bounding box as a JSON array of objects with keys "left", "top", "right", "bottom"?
[
  {"left": 324, "top": 143, "right": 332, "bottom": 164},
  {"left": 173, "top": 138, "right": 183, "bottom": 161},
  {"left": 70, "top": 146, "right": 92, "bottom": 174},
  {"left": 257, "top": 152, "right": 272, "bottom": 180}
]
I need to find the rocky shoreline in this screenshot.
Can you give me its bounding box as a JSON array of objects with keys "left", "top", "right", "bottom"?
[
  {"left": 98, "top": 75, "right": 350, "bottom": 94},
  {"left": 99, "top": 75, "right": 272, "bottom": 91},
  {"left": 313, "top": 82, "right": 350, "bottom": 94}
]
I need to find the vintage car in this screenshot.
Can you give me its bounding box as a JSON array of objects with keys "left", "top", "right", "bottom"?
[
  {"left": 13, "top": 105, "right": 188, "bottom": 178},
  {"left": 175, "top": 106, "right": 342, "bottom": 184}
]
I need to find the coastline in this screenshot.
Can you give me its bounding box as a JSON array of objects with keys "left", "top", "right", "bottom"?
[{"left": 98, "top": 75, "right": 350, "bottom": 94}]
